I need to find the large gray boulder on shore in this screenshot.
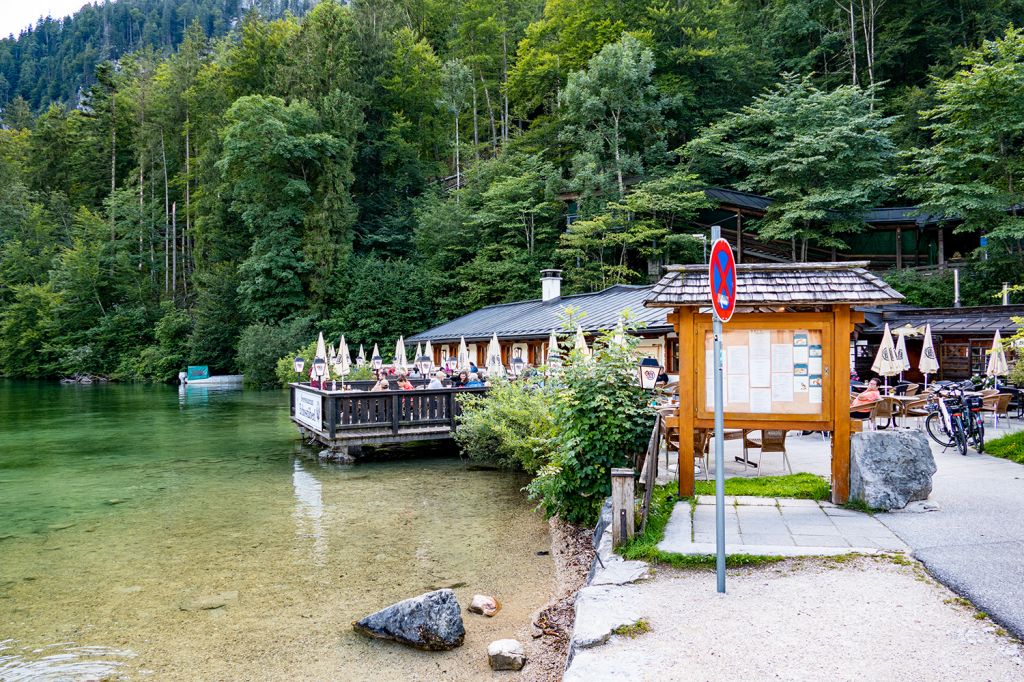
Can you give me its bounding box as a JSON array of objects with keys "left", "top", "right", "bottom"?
[
  {"left": 850, "top": 430, "right": 936, "bottom": 510},
  {"left": 353, "top": 589, "right": 465, "bottom": 651}
]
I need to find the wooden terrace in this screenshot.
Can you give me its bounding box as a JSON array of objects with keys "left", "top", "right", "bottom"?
[{"left": 289, "top": 383, "right": 486, "bottom": 451}]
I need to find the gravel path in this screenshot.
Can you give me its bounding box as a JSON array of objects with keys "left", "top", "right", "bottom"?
[
  {"left": 880, "top": 435, "right": 1024, "bottom": 639},
  {"left": 566, "top": 557, "right": 1023, "bottom": 681}
]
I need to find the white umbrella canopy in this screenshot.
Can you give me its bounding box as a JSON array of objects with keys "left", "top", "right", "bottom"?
[
  {"left": 919, "top": 324, "right": 939, "bottom": 385},
  {"left": 574, "top": 325, "right": 591, "bottom": 359},
  {"left": 394, "top": 336, "right": 408, "bottom": 373},
  {"left": 414, "top": 342, "right": 423, "bottom": 364},
  {"left": 357, "top": 344, "right": 366, "bottom": 366},
  {"left": 986, "top": 330, "right": 1009, "bottom": 378},
  {"left": 894, "top": 328, "right": 911, "bottom": 377},
  {"left": 486, "top": 333, "right": 505, "bottom": 377},
  {"left": 546, "top": 330, "right": 561, "bottom": 366},
  {"left": 424, "top": 340, "right": 434, "bottom": 370},
  {"left": 871, "top": 323, "right": 902, "bottom": 383},
  {"left": 457, "top": 336, "right": 470, "bottom": 370},
  {"left": 335, "top": 335, "right": 351, "bottom": 377},
  {"left": 370, "top": 343, "right": 381, "bottom": 366},
  {"left": 314, "top": 332, "right": 331, "bottom": 382}
]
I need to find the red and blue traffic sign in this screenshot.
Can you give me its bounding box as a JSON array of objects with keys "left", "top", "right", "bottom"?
[{"left": 709, "top": 238, "right": 737, "bottom": 322}]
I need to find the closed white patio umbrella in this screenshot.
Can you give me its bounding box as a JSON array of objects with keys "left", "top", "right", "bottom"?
[
  {"left": 871, "top": 323, "right": 901, "bottom": 388},
  {"left": 986, "top": 330, "right": 1009, "bottom": 383},
  {"left": 424, "top": 340, "right": 435, "bottom": 371},
  {"left": 457, "top": 336, "right": 470, "bottom": 370},
  {"left": 486, "top": 333, "right": 505, "bottom": 378},
  {"left": 414, "top": 342, "right": 423, "bottom": 373},
  {"left": 313, "top": 332, "right": 331, "bottom": 384},
  {"left": 894, "top": 328, "right": 911, "bottom": 381},
  {"left": 918, "top": 324, "right": 939, "bottom": 388},
  {"left": 335, "top": 335, "right": 351, "bottom": 378},
  {"left": 357, "top": 344, "right": 367, "bottom": 366},
  {"left": 574, "top": 325, "right": 590, "bottom": 360},
  {"left": 394, "top": 336, "right": 408, "bottom": 373},
  {"left": 546, "top": 330, "right": 561, "bottom": 368}
]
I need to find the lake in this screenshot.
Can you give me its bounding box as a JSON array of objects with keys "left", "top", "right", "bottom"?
[{"left": 0, "top": 380, "right": 553, "bottom": 680}]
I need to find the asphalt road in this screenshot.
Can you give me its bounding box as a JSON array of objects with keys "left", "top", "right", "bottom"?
[{"left": 880, "top": 429, "right": 1024, "bottom": 638}]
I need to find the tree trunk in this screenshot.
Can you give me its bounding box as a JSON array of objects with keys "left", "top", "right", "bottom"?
[
  {"left": 502, "top": 33, "right": 509, "bottom": 142},
  {"left": 613, "top": 114, "right": 624, "bottom": 198},
  {"left": 454, "top": 113, "right": 461, "bottom": 192},
  {"left": 161, "top": 135, "right": 170, "bottom": 294},
  {"left": 171, "top": 201, "right": 177, "bottom": 298},
  {"left": 184, "top": 111, "right": 191, "bottom": 296},
  {"left": 472, "top": 85, "right": 479, "bottom": 162},
  {"left": 481, "top": 75, "right": 498, "bottom": 155}
]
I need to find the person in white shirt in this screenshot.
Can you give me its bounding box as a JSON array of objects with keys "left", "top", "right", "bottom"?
[{"left": 427, "top": 371, "right": 446, "bottom": 389}]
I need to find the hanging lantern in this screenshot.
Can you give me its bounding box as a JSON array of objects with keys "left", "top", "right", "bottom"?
[{"left": 639, "top": 357, "right": 660, "bottom": 390}]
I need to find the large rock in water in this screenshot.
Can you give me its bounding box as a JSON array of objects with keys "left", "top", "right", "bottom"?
[
  {"left": 850, "top": 430, "right": 936, "bottom": 510},
  {"left": 353, "top": 589, "right": 465, "bottom": 650}
]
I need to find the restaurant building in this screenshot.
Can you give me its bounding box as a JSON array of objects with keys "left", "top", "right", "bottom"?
[
  {"left": 406, "top": 270, "right": 677, "bottom": 370},
  {"left": 855, "top": 304, "right": 1023, "bottom": 381}
]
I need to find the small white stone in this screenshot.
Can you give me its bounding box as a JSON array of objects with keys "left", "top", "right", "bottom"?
[{"left": 487, "top": 638, "right": 526, "bottom": 671}]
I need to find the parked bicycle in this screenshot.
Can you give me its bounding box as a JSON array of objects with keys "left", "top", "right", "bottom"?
[{"left": 924, "top": 383, "right": 985, "bottom": 455}]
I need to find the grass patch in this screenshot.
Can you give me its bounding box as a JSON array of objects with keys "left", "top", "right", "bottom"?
[
  {"left": 612, "top": 619, "right": 652, "bottom": 638},
  {"left": 842, "top": 498, "right": 884, "bottom": 514},
  {"left": 620, "top": 484, "right": 786, "bottom": 569},
  {"left": 982, "top": 430, "right": 1024, "bottom": 465},
  {"left": 694, "top": 472, "right": 831, "bottom": 500}
]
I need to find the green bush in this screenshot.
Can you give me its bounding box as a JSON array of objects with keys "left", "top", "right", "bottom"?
[
  {"left": 527, "top": 323, "right": 656, "bottom": 525},
  {"left": 454, "top": 377, "right": 555, "bottom": 473},
  {"left": 984, "top": 431, "right": 1024, "bottom": 465},
  {"left": 237, "top": 317, "right": 312, "bottom": 389}
]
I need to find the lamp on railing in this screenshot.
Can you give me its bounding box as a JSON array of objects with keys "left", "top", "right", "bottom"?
[
  {"left": 509, "top": 356, "right": 526, "bottom": 379},
  {"left": 372, "top": 351, "right": 383, "bottom": 371},
  {"left": 294, "top": 356, "right": 305, "bottom": 383},
  {"left": 416, "top": 353, "right": 433, "bottom": 379},
  {"left": 312, "top": 356, "right": 326, "bottom": 384},
  {"left": 638, "top": 357, "right": 660, "bottom": 390},
  {"left": 445, "top": 356, "right": 458, "bottom": 372}
]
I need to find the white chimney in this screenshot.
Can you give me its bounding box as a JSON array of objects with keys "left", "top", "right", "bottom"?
[{"left": 541, "top": 269, "right": 562, "bottom": 303}]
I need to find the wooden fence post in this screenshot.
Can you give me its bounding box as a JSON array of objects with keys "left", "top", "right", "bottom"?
[{"left": 611, "top": 468, "right": 635, "bottom": 548}]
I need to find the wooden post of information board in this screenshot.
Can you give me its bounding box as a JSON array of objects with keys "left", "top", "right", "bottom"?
[
  {"left": 675, "top": 308, "right": 696, "bottom": 498},
  {"left": 831, "top": 305, "right": 852, "bottom": 504}
]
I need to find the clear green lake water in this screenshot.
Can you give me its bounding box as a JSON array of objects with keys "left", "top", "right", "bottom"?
[{"left": 0, "top": 380, "right": 553, "bottom": 680}]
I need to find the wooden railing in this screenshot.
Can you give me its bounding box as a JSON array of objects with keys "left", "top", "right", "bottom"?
[{"left": 290, "top": 383, "right": 487, "bottom": 442}]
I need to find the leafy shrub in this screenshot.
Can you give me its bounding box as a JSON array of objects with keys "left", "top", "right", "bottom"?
[
  {"left": 237, "top": 316, "right": 312, "bottom": 389},
  {"left": 454, "top": 377, "right": 555, "bottom": 473},
  {"left": 527, "top": 322, "right": 656, "bottom": 525}
]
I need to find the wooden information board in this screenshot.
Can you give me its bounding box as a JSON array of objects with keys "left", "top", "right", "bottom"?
[{"left": 695, "top": 316, "right": 832, "bottom": 422}]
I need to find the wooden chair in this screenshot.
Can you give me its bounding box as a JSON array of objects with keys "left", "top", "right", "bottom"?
[
  {"left": 980, "top": 388, "right": 1000, "bottom": 397},
  {"left": 981, "top": 393, "right": 1012, "bottom": 428},
  {"left": 744, "top": 430, "right": 792, "bottom": 476},
  {"left": 850, "top": 399, "right": 880, "bottom": 429},
  {"left": 900, "top": 397, "right": 930, "bottom": 428},
  {"left": 871, "top": 397, "right": 900, "bottom": 429},
  {"left": 905, "top": 383, "right": 919, "bottom": 396}
]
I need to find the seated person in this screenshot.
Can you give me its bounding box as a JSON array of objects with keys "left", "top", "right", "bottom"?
[
  {"left": 464, "top": 372, "right": 484, "bottom": 388},
  {"left": 655, "top": 365, "right": 670, "bottom": 387},
  {"left": 370, "top": 377, "right": 391, "bottom": 392},
  {"left": 451, "top": 370, "right": 469, "bottom": 387},
  {"left": 427, "top": 371, "right": 447, "bottom": 389},
  {"left": 396, "top": 374, "right": 414, "bottom": 390},
  {"left": 850, "top": 378, "right": 881, "bottom": 416}
]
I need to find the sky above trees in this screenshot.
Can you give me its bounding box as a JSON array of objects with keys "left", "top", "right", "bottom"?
[{"left": 0, "top": 1, "right": 91, "bottom": 37}]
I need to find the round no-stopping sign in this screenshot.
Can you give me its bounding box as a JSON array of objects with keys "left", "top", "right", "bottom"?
[{"left": 708, "top": 238, "right": 737, "bottom": 322}]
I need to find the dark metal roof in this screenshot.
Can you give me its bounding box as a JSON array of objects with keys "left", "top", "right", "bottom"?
[
  {"left": 706, "top": 187, "right": 935, "bottom": 226},
  {"left": 859, "top": 305, "right": 1024, "bottom": 336},
  {"left": 407, "top": 285, "right": 671, "bottom": 343},
  {"left": 645, "top": 262, "right": 904, "bottom": 307}
]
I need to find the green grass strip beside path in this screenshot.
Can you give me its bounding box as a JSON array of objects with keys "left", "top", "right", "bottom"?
[
  {"left": 983, "top": 430, "right": 1024, "bottom": 464},
  {"left": 620, "top": 474, "right": 831, "bottom": 568}
]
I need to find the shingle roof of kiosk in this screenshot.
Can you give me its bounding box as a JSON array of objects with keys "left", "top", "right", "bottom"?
[{"left": 644, "top": 261, "right": 904, "bottom": 308}]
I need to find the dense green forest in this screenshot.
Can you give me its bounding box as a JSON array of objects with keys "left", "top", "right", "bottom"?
[{"left": 1, "top": 0, "right": 1023, "bottom": 386}]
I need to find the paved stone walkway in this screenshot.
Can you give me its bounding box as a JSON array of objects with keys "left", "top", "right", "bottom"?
[{"left": 659, "top": 495, "right": 907, "bottom": 557}]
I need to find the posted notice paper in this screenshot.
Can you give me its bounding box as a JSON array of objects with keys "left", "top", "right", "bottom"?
[
  {"left": 727, "top": 374, "right": 750, "bottom": 404},
  {"left": 749, "top": 387, "right": 772, "bottom": 413},
  {"left": 771, "top": 373, "right": 794, "bottom": 402},
  {"left": 727, "top": 345, "right": 750, "bottom": 375},
  {"left": 749, "top": 331, "right": 771, "bottom": 387},
  {"left": 771, "top": 343, "right": 792, "bottom": 372}
]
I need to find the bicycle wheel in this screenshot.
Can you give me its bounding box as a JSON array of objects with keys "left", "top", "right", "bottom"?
[
  {"left": 974, "top": 416, "right": 985, "bottom": 453},
  {"left": 953, "top": 418, "right": 968, "bottom": 456},
  {"left": 925, "top": 413, "right": 954, "bottom": 447}
]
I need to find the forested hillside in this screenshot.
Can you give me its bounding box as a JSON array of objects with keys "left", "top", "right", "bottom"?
[{"left": 1, "top": 0, "right": 1023, "bottom": 386}]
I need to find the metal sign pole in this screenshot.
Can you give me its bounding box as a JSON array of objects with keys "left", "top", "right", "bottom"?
[{"left": 711, "top": 224, "right": 726, "bottom": 593}]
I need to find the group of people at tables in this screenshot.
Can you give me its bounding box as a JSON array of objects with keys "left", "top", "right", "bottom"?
[{"left": 368, "top": 367, "right": 488, "bottom": 392}]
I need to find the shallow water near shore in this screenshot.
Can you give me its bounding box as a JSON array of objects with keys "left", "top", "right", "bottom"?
[{"left": 0, "top": 380, "right": 553, "bottom": 680}]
